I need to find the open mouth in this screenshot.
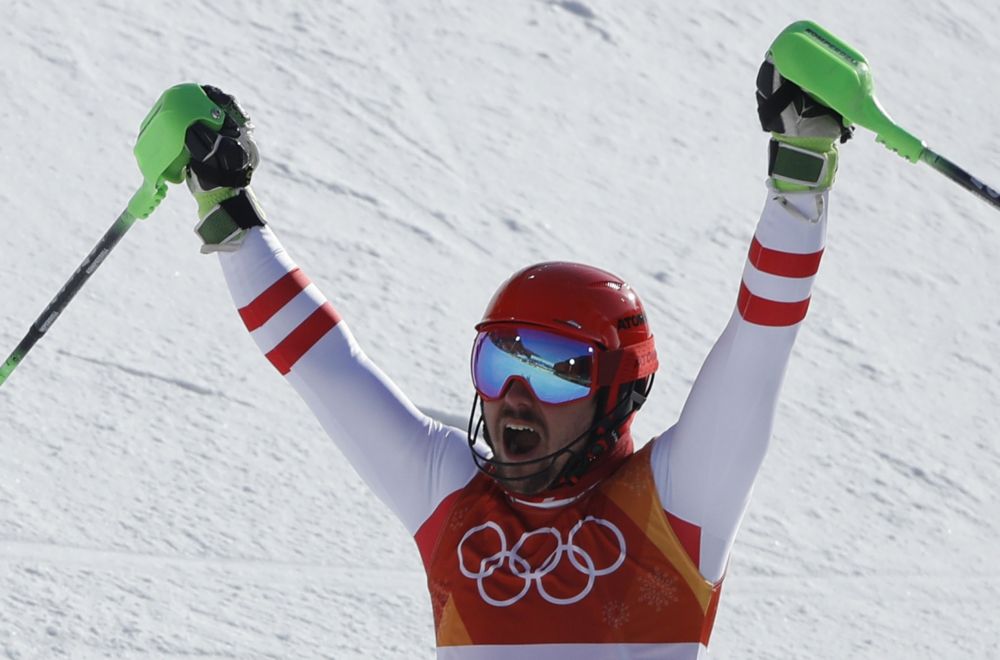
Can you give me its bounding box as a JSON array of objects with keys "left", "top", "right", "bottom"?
[{"left": 502, "top": 424, "right": 542, "bottom": 458}]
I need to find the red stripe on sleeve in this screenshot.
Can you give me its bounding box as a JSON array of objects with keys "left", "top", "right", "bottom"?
[
  {"left": 265, "top": 302, "right": 342, "bottom": 375},
  {"left": 238, "top": 268, "right": 312, "bottom": 332},
  {"left": 737, "top": 282, "right": 811, "bottom": 327},
  {"left": 748, "top": 236, "right": 824, "bottom": 278}
]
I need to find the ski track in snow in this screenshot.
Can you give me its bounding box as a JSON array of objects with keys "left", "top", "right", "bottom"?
[
  {"left": 2, "top": 1, "right": 999, "bottom": 658},
  {"left": 0, "top": 539, "right": 424, "bottom": 588},
  {"left": 55, "top": 349, "right": 256, "bottom": 407}
]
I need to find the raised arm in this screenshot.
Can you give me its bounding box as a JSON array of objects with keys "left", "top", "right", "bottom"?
[
  {"left": 182, "top": 87, "right": 476, "bottom": 536},
  {"left": 651, "top": 56, "right": 854, "bottom": 583},
  {"left": 215, "top": 226, "right": 477, "bottom": 535}
]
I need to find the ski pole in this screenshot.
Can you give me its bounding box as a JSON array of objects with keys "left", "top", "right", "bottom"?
[
  {"left": 0, "top": 83, "right": 224, "bottom": 388},
  {"left": 0, "top": 208, "right": 139, "bottom": 387},
  {"left": 768, "top": 20, "right": 1000, "bottom": 212}
]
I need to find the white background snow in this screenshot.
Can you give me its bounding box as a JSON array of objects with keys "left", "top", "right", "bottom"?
[{"left": 2, "top": 1, "right": 999, "bottom": 658}]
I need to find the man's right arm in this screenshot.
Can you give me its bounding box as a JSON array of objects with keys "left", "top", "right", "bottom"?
[
  {"left": 182, "top": 86, "right": 476, "bottom": 539},
  {"left": 216, "top": 225, "right": 477, "bottom": 536}
]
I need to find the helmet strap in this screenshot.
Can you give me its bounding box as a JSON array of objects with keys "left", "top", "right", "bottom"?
[
  {"left": 466, "top": 393, "right": 592, "bottom": 488},
  {"left": 552, "top": 379, "right": 644, "bottom": 487},
  {"left": 466, "top": 374, "right": 655, "bottom": 493}
]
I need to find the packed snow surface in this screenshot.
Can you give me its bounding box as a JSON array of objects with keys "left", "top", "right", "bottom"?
[{"left": 2, "top": 1, "right": 999, "bottom": 658}]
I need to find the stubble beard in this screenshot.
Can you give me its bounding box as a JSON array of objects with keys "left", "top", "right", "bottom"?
[{"left": 494, "top": 459, "right": 559, "bottom": 496}]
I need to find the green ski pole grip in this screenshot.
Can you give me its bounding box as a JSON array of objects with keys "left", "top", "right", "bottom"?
[
  {"left": 768, "top": 21, "right": 926, "bottom": 162},
  {"left": 127, "top": 83, "right": 225, "bottom": 218},
  {"left": 873, "top": 121, "right": 925, "bottom": 162}
]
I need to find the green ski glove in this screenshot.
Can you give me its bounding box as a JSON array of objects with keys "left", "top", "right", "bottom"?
[
  {"left": 185, "top": 85, "right": 266, "bottom": 253},
  {"left": 756, "top": 53, "right": 854, "bottom": 192}
]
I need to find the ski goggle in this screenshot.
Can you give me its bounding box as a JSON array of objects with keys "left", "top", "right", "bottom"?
[{"left": 471, "top": 326, "right": 598, "bottom": 404}]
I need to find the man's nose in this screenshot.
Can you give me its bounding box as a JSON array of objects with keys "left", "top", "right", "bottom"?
[{"left": 502, "top": 377, "right": 538, "bottom": 406}]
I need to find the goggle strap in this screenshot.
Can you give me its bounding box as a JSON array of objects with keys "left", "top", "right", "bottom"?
[{"left": 596, "top": 335, "right": 658, "bottom": 387}]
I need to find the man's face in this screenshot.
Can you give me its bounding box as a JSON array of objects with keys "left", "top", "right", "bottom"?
[{"left": 482, "top": 378, "right": 597, "bottom": 495}]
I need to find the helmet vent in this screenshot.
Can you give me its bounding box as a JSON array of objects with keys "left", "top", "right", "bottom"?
[{"left": 598, "top": 281, "right": 623, "bottom": 291}]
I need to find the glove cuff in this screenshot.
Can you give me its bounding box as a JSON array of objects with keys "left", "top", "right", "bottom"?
[
  {"left": 768, "top": 134, "right": 839, "bottom": 192},
  {"left": 193, "top": 185, "right": 240, "bottom": 219},
  {"left": 193, "top": 187, "right": 267, "bottom": 253}
]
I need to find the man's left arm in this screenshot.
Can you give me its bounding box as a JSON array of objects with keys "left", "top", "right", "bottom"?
[{"left": 648, "top": 55, "right": 854, "bottom": 584}]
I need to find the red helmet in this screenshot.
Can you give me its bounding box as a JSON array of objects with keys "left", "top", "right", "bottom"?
[
  {"left": 477, "top": 261, "right": 658, "bottom": 409},
  {"left": 469, "top": 262, "right": 658, "bottom": 491}
]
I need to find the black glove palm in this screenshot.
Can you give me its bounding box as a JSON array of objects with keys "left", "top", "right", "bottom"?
[
  {"left": 185, "top": 85, "right": 266, "bottom": 252},
  {"left": 756, "top": 55, "right": 854, "bottom": 144},
  {"left": 186, "top": 85, "right": 259, "bottom": 191}
]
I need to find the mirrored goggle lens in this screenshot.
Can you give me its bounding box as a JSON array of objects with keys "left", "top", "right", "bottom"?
[{"left": 472, "top": 327, "right": 596, "bottom": 404}]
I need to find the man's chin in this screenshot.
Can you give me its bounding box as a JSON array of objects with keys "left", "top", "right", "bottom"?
[{"left": 494, "top": 464, "right": 554, "bottom": 496}]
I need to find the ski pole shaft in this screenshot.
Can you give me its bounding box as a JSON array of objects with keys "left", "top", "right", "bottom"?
[
  {"left": 0, "top": 207, "right": 138, "bottom": 387},
  {"left": 919, "top": 148, "right": 1000, "bottom": 212}
]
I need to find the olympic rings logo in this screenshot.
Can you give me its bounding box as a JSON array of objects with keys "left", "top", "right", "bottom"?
[{"left": 456, "top": 516, "right": 627, "bottom": 607}]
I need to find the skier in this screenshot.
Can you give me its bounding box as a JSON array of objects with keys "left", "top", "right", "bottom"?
[{"left": 175, "top": 52, "right": 851, "bottom": 657}]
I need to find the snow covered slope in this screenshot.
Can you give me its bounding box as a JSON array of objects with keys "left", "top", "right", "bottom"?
[{"left": 1, "top": 1, "right": 998, "bottom": 657}]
